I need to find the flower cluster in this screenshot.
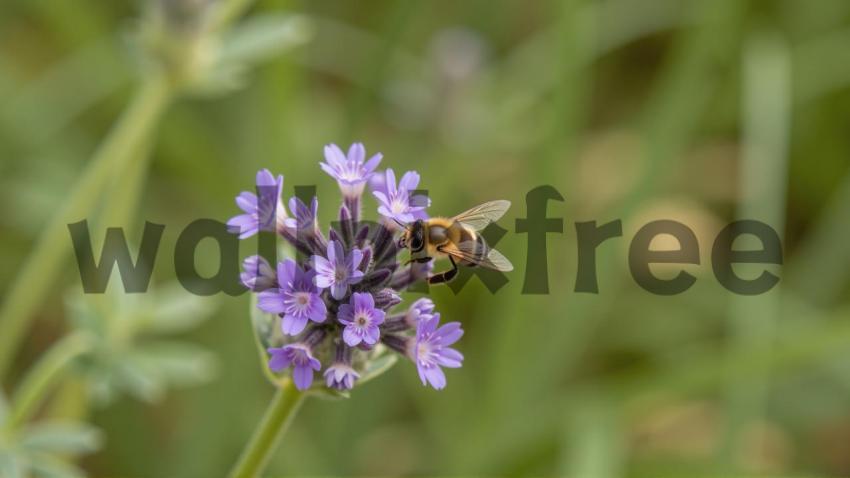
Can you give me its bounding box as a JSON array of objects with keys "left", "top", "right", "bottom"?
[{"left": 229, "top": 143, "right": 463, "bottom": 392}]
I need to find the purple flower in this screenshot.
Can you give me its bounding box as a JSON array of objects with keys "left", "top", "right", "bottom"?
[
  {"left": 338, "top": 292, "right": 385, "bottom": 346},
  {"left": 372, "top": 169, "right": 430, "bottom": 223},
  {"left": 257, "top": 259, "right": 327, "bottom": 335},
  {"left": 240, "top": 255, "right": 276, "bottom": 291},
  {"left": 227, "top": 169, "right": 286, "bottom": 239},
  {"left": 320, "top": 143, "right": 382, "bottom": 199},
  {"left": 268, "top": 343, "right": 321, "bottom": 390},
  {"left": 404, "top": 297, "right": 436, "bottom": 327},
  {"left": 412, "top": 313, "right": 464, "bottom": 390},
  {"left": 284, "top": 196, "right": 319, "bottom": 235},
  {"left": 312, "top": 240, "right": 365, "bottom": 300},
  {"left": 324, "top": 363, "right": 360, "bottom": 391}
]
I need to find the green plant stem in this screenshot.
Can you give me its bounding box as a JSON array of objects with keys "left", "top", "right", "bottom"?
[
  {"left": 719, "top": 31, "right": 790, "bottom": 469},
  {"left": 229, "top": 380, "right": 305, "bottom": 478},
  {"left": 5, "top": 333, "right": 94, "bottom": 431},
  {"left": 0, "top": 69, "right": 173, "bottom": 380}
]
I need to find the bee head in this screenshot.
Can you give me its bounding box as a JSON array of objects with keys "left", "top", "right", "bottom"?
[{"left": 409, "top": 220, "right": 425, "bottom": 252}]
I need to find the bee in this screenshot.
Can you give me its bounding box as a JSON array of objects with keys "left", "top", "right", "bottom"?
[{"left": 397, "top": 200, "right": 514, "bottom": 284}]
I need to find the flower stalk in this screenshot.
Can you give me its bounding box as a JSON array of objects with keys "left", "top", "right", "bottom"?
[
  {"left": 4, "top": 333, "right": 94, "bottom": 432},
  {"left": 228, "top": 379, "right": 305, "bottom": 478},
  {"left": 0, "top": 70, "right": 173, "bottom": 379}
]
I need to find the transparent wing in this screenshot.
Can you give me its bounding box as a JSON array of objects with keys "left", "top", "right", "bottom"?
[
  {"left": 445, "top": 241, "right": 514, "bottom": 272},
  {"left": 451, "top": 200, "right": 511, "bottom": 231}
]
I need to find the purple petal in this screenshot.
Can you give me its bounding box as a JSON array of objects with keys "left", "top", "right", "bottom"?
[
  {"left": 424, "top": 366, "right": 446, "bottom": 390},
  {"left": 257, "top": 290, "right": 286, "bottom": 314},
  {"left": 385, "top": 169, "right": 397, "bottom": 195},
  {"left": 312, "top": 256, "right": 334, "bottom": 275},
  {"left": 343, "top": 327, "right": 362, "bottom": 346},
  {"left": 348, "top": 142, "right": 365, "bottom": 164},
  {"left": 349, "top": 248, "right": 363, "bottom": 270},
  {"left": 348, "top": 270, "right": 365, "bottom": 284},
  {"left": 372, "top": 191, "right": 391, "bottom": 208},
  {"left": 436, "top": 322, "right": 464, "bottom": 346},
  {"left": 323, "top": 144, "right": 347, "bottom": 167},
  {"left": 364, "top": 153, "right": 383, "bottom": 174},
  {"left": 307, "top": 297, "right": 327, "bottom": 322},
  {"left": 330, "top": 282, "right": 347, "bottom": 300},
  {"left": 292, "top": 365, "right": 313, "bottom": 390},
  {"left": 371, "top": 309, "right": 386, "bottom": 325},
  {"left": 268, "top": 349, "right": 291, "bottom": 371},
  {"left": 365, "top": 325, "right": 380, "bottom": 344},
  {"left": 315, "top": 274, "right": 334, "bottom": 289},
  {"left": 236, "top": 192, "right": 258, "bottom": 213},
  {"left": 255, "top": 169, "right": 277, "bottom": 187},
  {"left": 331, "top": 241, "right": 345, "bottom": 266},
  {"left": 352, "top": 292, "right": 371, "bottom": 311},
  {"left": 281, "top": 314, "right": 308, "bottom": 335},
  {"left": 277, "top": 260, "right": 296, "bottom": 288},
  {"left": 436, "top": 348, "right": 464, "bottom": 368},
  {"left": 308, "top": 356, "right": 321, "bottom": 371},
  {"left": 399, "top": 171, "right": 420, "bottom": 191},
  {"left": 227, "top": 215, "right": 258, "bottom": 239},
  {"left": 337, "top": 304, "right": 353, "bottom": 324}
]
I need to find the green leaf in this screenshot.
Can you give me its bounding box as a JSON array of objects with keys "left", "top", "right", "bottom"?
[
  {"left": 63, "top": 294, "right": 105, "bottom": 338},
  {"left": 115, "top": 357, "right": 166, "bottom": 403},
  {"left": 189, "top": 14, "right": 314, "bottom": 97},
  {"left": 308, "top": 386, "right": 350, "bottom": 401},
  {"left": 0, "top": 391, "right": 8, "bottom": 425},
  {"left": 250, "top": 294, "right": 280, "bottom": 385},
  {"left": 20, "top": 422, "right": 103, "bottom": 455},
  {"left": 357, "top": 351, "right": 398, "bottom": 386},
  {"left": 127, "top": 341, "right": 217, "bottom": 386},
  {"left": 218, "top": 13, "right": 313, "bottom": 66},
  {"left": 250, "top": 294, "right": 278, "bottom": 352},
  {"left": 28, "top": 453, "right": 85, "bottom": 478},
  {"left": 138, "top": 285, "right": 217, "bottom": 334},
  {"left": 0, "top": 451, "right": 24, "bottom": 478}
]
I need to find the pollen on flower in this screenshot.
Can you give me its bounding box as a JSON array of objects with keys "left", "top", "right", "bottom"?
[{"left": 231, "top": 142, "right": 463, "bottom": 393}]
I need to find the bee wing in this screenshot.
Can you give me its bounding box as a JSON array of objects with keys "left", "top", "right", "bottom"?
[
  {"left": 452, "top": 200, "right": 511, "bottom": 231},
  {"left": 445, "top": 240, "right": 514, "bottom": 272}
]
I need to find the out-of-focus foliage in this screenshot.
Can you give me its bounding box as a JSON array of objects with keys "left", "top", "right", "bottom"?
[
  {"left": 1, "top": 0, "right": 850, "bottom": 476},
  {"left": 66, "top": 284, "right": 218, "bottom": 405},
  {"left": 0, "top": 390, "right": 102, "bottom": 478}
]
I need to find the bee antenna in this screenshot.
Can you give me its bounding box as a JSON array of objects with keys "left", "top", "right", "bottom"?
[{"left": 392, "top": 217, "right": 409, "bottom": 230}]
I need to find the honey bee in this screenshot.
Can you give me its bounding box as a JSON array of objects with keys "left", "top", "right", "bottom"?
[{"left": 397, "top": 200, "right": 514, "bottom": 284}]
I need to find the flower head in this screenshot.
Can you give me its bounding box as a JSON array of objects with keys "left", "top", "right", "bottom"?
[
  {"left": 268, "top": 343, "right": 321, "bottom": 390},
  {"left": 338, "top": 292, "right": 385, "bottom": 346},
  {"left": 312, "top": 240, "right": 365, "bottom": 300},
  {"left": 412, "top": 314, "right": 464, "bottom": 390},
  {"left": 405, "top": 297, "right": 436, "bottom": 327},
  {"left": 324, "top": 363, "right": 360, "bottom": 391},
  {"left": 227, "top": 169, "right": 285, "bottom": 239},
  {"left": 233, "top": 141, "right": 472, "bottom": 393},
  {"left": 257, "top": 259, "right": 327, "bottom": 335},
  {"left": 320, "top": 143, "right": 382, "bottom": 199},
  {"left": 372, "top": 169, "right": 430, "bottom": 223},
  {"left": 284, "top": 196, "right": 319, "bottom": 236},
  {"left": 240, "top": 255, "right": 276, "bottom": 291}
]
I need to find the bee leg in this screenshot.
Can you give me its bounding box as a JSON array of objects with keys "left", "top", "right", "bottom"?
[{"left": 428, "top": 256, "right": 458, "bottom": 285}]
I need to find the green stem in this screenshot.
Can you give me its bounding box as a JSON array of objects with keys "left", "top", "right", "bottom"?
[
  {"left": 5, "top": 333, "right": 94, "bottom": 431},
  {"left": 0, "top": 70, "right": 173, "bottom": 380},
  {"left": 229, "top": 380, "right": 305, "bottom": 478}
]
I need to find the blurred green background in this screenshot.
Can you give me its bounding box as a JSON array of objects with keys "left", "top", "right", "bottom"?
[{"left": 2, "top": 0, "right": 850, "bottom": 476}]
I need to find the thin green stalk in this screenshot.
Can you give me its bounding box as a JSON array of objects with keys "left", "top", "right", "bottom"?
[
  {"left": 4, "top": 333, "right": 94, "bottom": 431},
  {"left": 719, "top": 31, "right": 790, "bottom": 469},
  {"left": 0, "top": 70, "right": 173, "bottom": 380},
  {"left": 229, "top": 380, "right": 305, "bottom": 478}
]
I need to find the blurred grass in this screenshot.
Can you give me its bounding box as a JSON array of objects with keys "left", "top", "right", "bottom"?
[{"left": 1, "top": 0, "right": 850, "bottom": 476}]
